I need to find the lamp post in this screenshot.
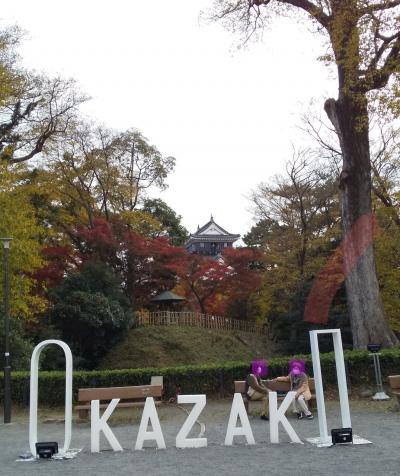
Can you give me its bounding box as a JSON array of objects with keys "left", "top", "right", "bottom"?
[
  {"left": 1, "top": 237, "right": 12, "bottom": 423},
  {"left": 367, "top": 344, "right": 390, "bottom": 401}
]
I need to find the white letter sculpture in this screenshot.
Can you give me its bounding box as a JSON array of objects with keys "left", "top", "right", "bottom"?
[
  {"left": 269, "top": 391, "right": 303, "bottom": 444},
  {"left": 29, "top": 340, "right": 73, "bottom": 457},
  {"left": 224, "top": 393, "right": 255, "bottom": 446},
  {"left": 135, "top": 397, "right": 166, "bottom": 450},
  {"left": 176, "top": 394, "right": 207, "bottom": 448},
  {"left": 309, "top": 329, "right": 351, "bottom": 445},
  {"left": 91, "top": 399, "right": 123, "bottom": 452}
]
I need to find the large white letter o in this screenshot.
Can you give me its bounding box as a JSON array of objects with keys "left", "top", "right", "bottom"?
[{"left": 29, "top": 340, "right": 73, "bottom": 457}]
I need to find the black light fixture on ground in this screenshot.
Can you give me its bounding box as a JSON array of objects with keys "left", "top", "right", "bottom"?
[
  {"left": 367, "top": 344, "right": 390, "bottom": 401},
  {"left": 35, "top": 442, "right": 58, "bottom": 459},
  {"left": 1, "top": 237, "right": 12, "bottom": 424}
]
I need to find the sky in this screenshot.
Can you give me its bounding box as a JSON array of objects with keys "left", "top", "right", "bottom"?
[{"left": 1, "top": 0, "right": 337, "bottom": 239}]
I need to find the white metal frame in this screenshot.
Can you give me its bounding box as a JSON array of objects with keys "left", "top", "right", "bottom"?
[
  {"left": 29, "top": 340, "right": 73, "bottom": 457},
  {"left": 309, "top": 329, "right": 351, "bottom": 444}
]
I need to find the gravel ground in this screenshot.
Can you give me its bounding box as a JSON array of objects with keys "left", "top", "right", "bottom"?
[{"left": 0, "top": 399, "right": 399, "bottom": 476}]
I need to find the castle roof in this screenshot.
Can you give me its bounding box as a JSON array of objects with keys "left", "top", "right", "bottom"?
[{"left": 186, "top": 215, "right": 240, "bottom": 245}]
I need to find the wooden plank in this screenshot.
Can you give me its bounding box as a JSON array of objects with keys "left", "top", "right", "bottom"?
[
  {"left": 388, "top": 375, "right": 400, "bottom": 389},
  {"left": 78, "top": 384, "right": 162, "bottom": 402},
  {"left": 75, "top": 400, "right": 163, "bottom": 411},
  {"left": 234, "top": 379, "right": 315, "bottom": 394},
  {"left": 234, "top": 381, "right": 246, "bottom": 393}
]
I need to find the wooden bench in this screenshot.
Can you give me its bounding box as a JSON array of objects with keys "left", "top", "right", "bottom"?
[
  {"left": 234, "top": 378, "right": 316, "bottom": 413},
  {"left": 388, "top": 375, "right": 400, "bottom": 404},
  {"left": 75, "top": 376, "right": 163, "bottom": 419}
]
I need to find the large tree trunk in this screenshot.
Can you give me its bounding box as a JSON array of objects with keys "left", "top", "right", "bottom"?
[{"left": 325, "top": 95, "right": 398, "bottom": 348}]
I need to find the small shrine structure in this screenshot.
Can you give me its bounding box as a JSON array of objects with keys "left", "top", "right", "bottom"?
[{"left": 185, "top": 215, "right": 240, "bottom": 257}]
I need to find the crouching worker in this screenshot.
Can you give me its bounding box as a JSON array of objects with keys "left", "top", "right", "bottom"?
[
  {"left": 246, "top": 360, "right": 270, "bottom": 421},
  {"left": 276, "top": 359, "right": 313, "bottom": 420}
]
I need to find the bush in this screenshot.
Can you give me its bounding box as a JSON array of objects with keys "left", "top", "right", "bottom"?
[{"left": 1, "top": 347, "right": 400, "bottom": 406}]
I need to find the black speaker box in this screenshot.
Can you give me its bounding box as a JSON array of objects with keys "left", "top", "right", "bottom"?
[
  {"left": 35, "top": 442, "right": 59, "bottom": 458},
  {"left": 331, "top": 428, "right": 353, "bottom": 445}
]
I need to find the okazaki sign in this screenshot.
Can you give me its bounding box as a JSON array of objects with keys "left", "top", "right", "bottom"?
[{"left": 28, "top": 331, "right": 353, "bottom": 455}]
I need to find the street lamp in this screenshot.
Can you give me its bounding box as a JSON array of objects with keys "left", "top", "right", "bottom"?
[
  {"left": 367, "top": 344, "right": 390, "bottom": 401},
  {"left": 1, "top": 237, "right": 12, "bottom": 424}
]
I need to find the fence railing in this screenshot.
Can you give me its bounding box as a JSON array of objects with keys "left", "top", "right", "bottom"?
[{"left": 135, "top": 311, "right": 263, "bottom": 334}]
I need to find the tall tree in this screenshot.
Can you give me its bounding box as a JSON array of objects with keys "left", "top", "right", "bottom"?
[
  {"left": 0, "top": 26, "right": 22, "bottom": 105},
  {"left": 168, "top": 247, "right": 262, "bottom": 315},
  {"left": 249, "top": 150, "right": 339, "bottom": 276},
  {"left": 245, "top": 155, "right": 340, "bottom": 328},
  {"left": 67, "top": 218, "right": 184, "bottom": 307},
  {"left": 167, "top": 253, "right": 231, "bottom": 314},
  {"left": 44, "top": 123, "right": 175, "bottom": 227},
  {"left": 210, "top": 0, "right": 400, "bottom": 347},
  {"left": 47, "top": 261, "right": 132, "bottom": 369},
  {"left": 0, "top": 26, "right": 86, "bottom": 165},
  {"left": 0, "top": 162, "right": 47, "bottom": 318},
  {"left": 0, "top": 73, "right": 86, "bottom": 165},
  {"left": 142, "top": 198, "right": 189, "bottom": 246}
]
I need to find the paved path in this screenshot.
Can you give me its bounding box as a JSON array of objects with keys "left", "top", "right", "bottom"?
[{"left": 0, "top": 400, "right": 399, "bottom": 476}]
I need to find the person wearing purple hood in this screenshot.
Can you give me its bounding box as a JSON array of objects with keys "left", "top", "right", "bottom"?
[{"left": 276, "top": 360, "right": 313, "bottom": 420}]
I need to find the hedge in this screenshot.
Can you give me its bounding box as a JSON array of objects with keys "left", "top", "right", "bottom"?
[{"left": 1, "top": 347, "right": 400, "bottom": 406}]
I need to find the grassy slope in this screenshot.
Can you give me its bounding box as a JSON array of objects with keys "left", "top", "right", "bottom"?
[{"left": 99, "top": 326, "right": 274, "bottom": 370}]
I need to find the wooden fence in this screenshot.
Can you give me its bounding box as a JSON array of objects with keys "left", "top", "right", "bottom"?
[{"left": 135, "top": 311, "right": 263, "bottom": 334}]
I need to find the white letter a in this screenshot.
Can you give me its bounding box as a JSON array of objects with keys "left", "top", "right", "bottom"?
[
  {"left": 135, "top": 397, "right": 166, "bottom": 450},
  {"left": 225, "top": 393, "right": 255, "bottom": 446}
]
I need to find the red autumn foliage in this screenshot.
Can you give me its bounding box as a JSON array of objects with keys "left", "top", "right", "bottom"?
[
  {"left": 167, "top": 247, "right": 263, "bottom": 315},
  {"left": 33, "top": 245, "right": 78, "bottom": 289},
  {"left": 70, "top": 218, "right": 186, "bottom": 307},
  {"left": 34, "top": 217, "right": 263, "bottom": 317}
]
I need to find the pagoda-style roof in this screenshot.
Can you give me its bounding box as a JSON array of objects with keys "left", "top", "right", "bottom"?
[
  {"left": 151, "top": 290, "right": 186, "bottom": 303},
  {"left": 186, "top": 215, "right": 240, "bottom": 246}
]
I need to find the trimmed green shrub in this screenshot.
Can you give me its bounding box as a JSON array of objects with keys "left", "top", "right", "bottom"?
[{"left": 1, "top": 347, "right": 400, "bottom": 406}]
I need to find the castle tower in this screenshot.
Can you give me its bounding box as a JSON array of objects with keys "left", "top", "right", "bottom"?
[{"left": 185, "top": 215, "right": 240, "bottom": 257}]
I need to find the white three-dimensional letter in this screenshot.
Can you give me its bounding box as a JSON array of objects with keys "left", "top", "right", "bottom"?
[
  {"left": 269, "top": 391, "right": 303, "bottom": 444},
  {"left": 176, "top": 394, "right": 207, "bottom": 448},
  {"left": 225, "top": 393, "right": 255, "bottom": 446},
  {"left": 91, "top": 399, "right": 123, "bottom": 452},
  {"left": 135, "top": 397, "right": 166, "bottom": 450}
]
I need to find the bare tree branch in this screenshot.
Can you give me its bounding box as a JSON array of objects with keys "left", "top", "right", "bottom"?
[
  {"left": 360, "top": 0, "right": 400, "bottom": 15},
  {"left": 363, "top": 33, "right": 400, "bottom": 91}
]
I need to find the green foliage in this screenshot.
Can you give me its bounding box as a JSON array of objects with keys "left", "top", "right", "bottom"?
[
  {"left": 142, "top": 198, "right": 189, "bottom": 246},
  {"left": 0, "top": 162, "right": 47, "bottom": 319},
  {"left": 268, "top": 280, "right": 352, "bottom": 354},
  {"left": 0, "top": 313, "right": 32, "bottom": 370},
  {"left": 43, "top": 124, "right": 175, "bottom": 227},
  {"left": 2, "top": 347, "right": 400, "bottom": 405},
  {"left": 375, "top": 205, "right": 400, "bottom": 333},
  {"left": 47, "top": 261, "right": 132, "bottom": 369},
  {"left": 245, "top": 156, "right": 341, "bottom": 330},
  {"left": 0, "top": 26, "right": 23, "bottom": 106}
]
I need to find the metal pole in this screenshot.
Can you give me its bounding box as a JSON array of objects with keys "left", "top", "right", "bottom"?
[
  {"left": 370, "top": 352, "right": 390, "bottom": 400},
  {"left": 375, "top": 354, "right": 384, "bottom": 392},
  {"left": 2, "top": 238, "right": 12, "bottom": 423},
  {"left": 372, "top": 354, "right": 380, "bottom": 390}
]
